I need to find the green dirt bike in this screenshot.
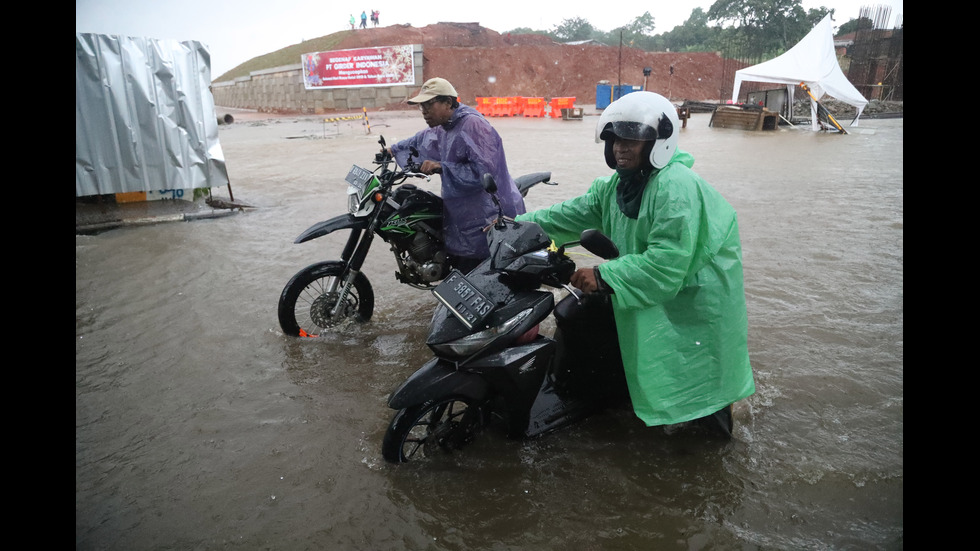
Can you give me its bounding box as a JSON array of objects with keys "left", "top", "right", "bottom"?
[{"left": 277, "top": 135, "right": 556, "bottom": 337}]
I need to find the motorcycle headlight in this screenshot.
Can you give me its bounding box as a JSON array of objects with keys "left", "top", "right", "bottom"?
[
  {"left": 430, "top": 308, "right": 534, "bottom": 357},
  {"left": 347, "top": 188, "right": 361, "bottom": 214}
]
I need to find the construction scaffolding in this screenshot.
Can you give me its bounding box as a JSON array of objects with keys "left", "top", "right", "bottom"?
[{"left": 846, "top": 5, "right": 904, "bottom": 101}]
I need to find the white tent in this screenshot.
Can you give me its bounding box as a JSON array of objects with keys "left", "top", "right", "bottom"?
[{"left": 730, "top": 14, "right": 868, "bottom": 130}]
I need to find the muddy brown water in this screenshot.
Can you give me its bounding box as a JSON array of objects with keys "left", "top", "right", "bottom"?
[{"left": 76, "top": 110, "right": 903, "bottom": 550}]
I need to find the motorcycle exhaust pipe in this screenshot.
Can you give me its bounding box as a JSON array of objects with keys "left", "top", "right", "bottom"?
[{"left": 217, "top": 113, "right": 235, "bottom": 125}]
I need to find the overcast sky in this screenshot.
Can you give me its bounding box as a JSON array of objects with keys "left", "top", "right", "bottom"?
[{"left": 76, "top": 0, "right": 904, "bottom": 78}]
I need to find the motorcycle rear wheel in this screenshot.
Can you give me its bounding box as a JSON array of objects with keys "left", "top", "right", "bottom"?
[
  {"left": 278, "top": 262, "right": 374, "bottom": 337},
  {"left": 382, "top": 397, "right": 483, "bottom": 463}
]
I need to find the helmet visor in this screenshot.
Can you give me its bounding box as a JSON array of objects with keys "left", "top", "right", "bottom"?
[{"left": 598, "top": 120, "right": 658, "bottom": 143}]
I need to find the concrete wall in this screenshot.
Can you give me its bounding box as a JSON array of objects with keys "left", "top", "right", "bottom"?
[{"left": 211, "top": 44, "right": 423, "bottom": 114}]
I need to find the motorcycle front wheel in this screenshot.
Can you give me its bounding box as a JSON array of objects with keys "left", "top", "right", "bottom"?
[
  {"left": 382, "top": 397, "right": 484, "bottom": 463},
  {"left": 278, "top": 261, "right": 374, "bottom": 337}
]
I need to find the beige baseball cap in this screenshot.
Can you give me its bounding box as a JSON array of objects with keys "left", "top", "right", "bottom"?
[{"left": 407, "top": 78, "right": 458, "bottom": 104}]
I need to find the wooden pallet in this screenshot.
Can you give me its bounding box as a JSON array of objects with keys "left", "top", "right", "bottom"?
[{"left": 709, "top": 106, "right": 779, "bottom": 131}]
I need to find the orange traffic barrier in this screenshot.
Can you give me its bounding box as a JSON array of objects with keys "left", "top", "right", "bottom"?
[
  {"left": 523, "top": 97, "right": 546, "bottom": 117},
  {"left": 509, "top": 97, "right": 520, "bottom": 116},
  {"left": 515, "top": 96, "right": 528, "bottom": 116},
  {"left": 492, "top": 97, "right": 507, "bottom": 116},
  {"left": 549, "top": 97, "right": 576, "bottom": 118},
  {"left": 507, "top": 97, "right": 522, "bottom": 116},
  {"left": 476, "top": 96, "right": 575, "bottom": 119},
  {"left": 492, "top": 96, "right": 521, "bottom": 117},
  {"left": 474, "top": 97, "right": 494, "bottom": 116},
  {"left": 514, "top": 97, "right": 529, "bottom": 116}
]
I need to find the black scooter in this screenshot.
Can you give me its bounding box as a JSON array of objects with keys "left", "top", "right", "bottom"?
[{"left": 382, "top": 175, "right": 629, "bottom": 463}]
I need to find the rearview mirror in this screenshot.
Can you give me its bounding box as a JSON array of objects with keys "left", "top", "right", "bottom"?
[
  {"left": 482, "top": 173, "right": 498, "bottom": 194},
  {"left": 579, "top": 229, "right": 619, "bottom": 260}
]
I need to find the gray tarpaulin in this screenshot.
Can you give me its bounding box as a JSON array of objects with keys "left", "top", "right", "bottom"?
[{"left": 75, "top": 33, "right": 230, "bottom": 197}]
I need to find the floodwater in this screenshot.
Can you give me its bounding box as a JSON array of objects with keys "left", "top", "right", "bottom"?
[{"left": 76, "top": 110, "right": 903, "bottom": 550}]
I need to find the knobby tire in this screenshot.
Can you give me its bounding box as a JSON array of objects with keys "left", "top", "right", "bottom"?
[{"left": 278, "top": 262, "right": 374, "bottom": 337}]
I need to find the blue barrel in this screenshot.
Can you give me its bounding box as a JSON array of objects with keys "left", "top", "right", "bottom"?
[
  {"left": 596, "top": 84, "right": 643, "bottom": 109},
  {"left": 596, "top": 84, "right": 613, "bottom": 109}
]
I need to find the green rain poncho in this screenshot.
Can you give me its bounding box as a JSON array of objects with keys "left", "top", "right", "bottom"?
[{"left": 516, "top": 148, "right": 755, "bottom": 426}]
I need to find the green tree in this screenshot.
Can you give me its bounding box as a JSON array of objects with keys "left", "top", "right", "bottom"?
[
  {"left": 706, "top": 0, "right": 831, "bottom": 57},
  {"left": 620, "top": 11, "right": 656, "bottom": 36},
  {"left": 614, "top": 12, "right": 658, "bottom": 50},
  {"left": 837, "top": 17, "right": 873, "bottom": 36},
  {"left": 552, "top": 17, "right": 597, "bottom": 41},
  {"left": 502, "top": 27, "right": 552, "bottom": 37},
  {"left": 503, "top": 2, "right": 839, "bottom": 57},
  {"left": 657, "top": 8, "right": 715, "bottom": 52}
]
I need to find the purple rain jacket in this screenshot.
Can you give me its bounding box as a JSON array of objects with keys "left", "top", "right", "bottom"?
[{"left": 390, "top": 104, "right": 526, "bottom": 259}]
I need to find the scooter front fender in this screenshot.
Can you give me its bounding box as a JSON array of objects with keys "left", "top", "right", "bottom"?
[
  {"left": 387, "top": 357, "right": 490, "bottom": 410},
  {"left": 295, "top": 213, "right": 369, "bottom": 244}
]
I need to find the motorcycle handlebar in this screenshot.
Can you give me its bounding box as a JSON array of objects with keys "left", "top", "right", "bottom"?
[
  {"left": 375, "top": 136, "right": 430, "bottom": 182},
  {"left": 404, "top": 172, "right": 430, "bottom": 181}
]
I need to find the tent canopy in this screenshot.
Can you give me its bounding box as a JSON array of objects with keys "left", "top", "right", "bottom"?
[{"left": 730, "top": 14, "right": 868, "bottom": 129}]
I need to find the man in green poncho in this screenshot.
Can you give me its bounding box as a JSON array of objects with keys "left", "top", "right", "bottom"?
[{"left": 515, "top": 91, "right": 755, "bottom": 436}]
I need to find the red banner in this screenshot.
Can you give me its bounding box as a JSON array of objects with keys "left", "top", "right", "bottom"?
[{"left": 302, "top": 45, "right": 415, "bottom": 89}]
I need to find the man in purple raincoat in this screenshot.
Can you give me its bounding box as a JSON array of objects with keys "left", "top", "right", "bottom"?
[{"left": 390, "top": 78, "right": 526, "bottom": 273}]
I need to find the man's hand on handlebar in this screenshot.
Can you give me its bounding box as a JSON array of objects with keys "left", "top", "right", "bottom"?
[
  {"left": 419, "top": 160, "right": 442, "bottom": 175},
  {"left": 570, "top": 266, "right": 614, "bottom": 295},
  {"left": 570, "top": 268, "right": 598, "bottom": 294},
  {"left": 387, "top": 144, "right": 439, "bottom": 175}
]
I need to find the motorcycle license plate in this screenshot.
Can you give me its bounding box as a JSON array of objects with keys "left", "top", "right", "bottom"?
[
  {"left": 345, "top": 165, "right": 372, "bottom": 191},
  {"left": 432, "top": 270, "right": 496, "bottom": 329}
]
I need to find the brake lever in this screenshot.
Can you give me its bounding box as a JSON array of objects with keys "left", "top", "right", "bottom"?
[{"left": 561, "top": 283, "right": 583, "bottom": 301}]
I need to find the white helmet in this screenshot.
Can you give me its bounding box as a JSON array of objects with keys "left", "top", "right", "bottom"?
[{"left": 595, "top": 91, "right": 679, "bottom": 170}]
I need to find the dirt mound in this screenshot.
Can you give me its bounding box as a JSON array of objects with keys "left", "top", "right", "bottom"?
[
  {"left": 334, "top": 23, "right": 727, "bottom": 109},
  {"left": 336, "top": 22, "right": 551, "bottom": 49}
]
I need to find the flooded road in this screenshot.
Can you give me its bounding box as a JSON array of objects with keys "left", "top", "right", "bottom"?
[{"left": 76, "top": 110, "right": 903, "bottom": 550}]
